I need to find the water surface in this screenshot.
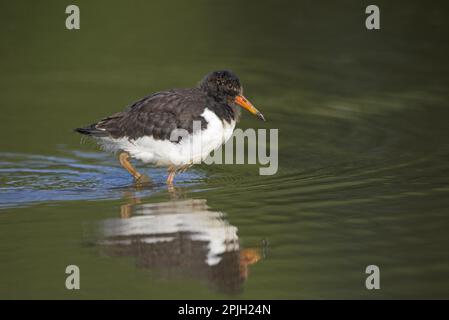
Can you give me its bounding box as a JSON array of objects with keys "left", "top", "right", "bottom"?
[{"left": 1, "top": 0, "right": 449, "bottom": 298}]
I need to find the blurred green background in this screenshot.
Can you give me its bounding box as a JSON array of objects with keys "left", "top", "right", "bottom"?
[{"left": 1, "top": 0, "right": 449, "bottom": 299}]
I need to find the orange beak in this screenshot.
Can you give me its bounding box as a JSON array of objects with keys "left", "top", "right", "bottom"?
[{"left": 235, "top": 95, "right": 266, "bottom": 121}]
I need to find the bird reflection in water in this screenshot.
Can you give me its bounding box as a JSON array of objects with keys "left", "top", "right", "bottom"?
[{"left": 98, "top": 191, "right": 263, "bottom": 294}]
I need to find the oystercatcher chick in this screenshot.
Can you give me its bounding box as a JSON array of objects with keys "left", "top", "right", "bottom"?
[{"left": 75, "top": 70, "right": 265, "bottom": 186}]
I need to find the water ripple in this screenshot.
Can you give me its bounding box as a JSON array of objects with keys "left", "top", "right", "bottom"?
[{"left": 0, "top": 151, "right": 202, "bottom": 209}]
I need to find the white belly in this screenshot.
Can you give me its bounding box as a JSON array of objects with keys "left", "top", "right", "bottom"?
[{"left": 98, "top": 108, "right": 235, "bottom": 166}]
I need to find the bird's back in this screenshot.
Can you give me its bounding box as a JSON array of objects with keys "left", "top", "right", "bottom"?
[{"left": 75, "top": 88, "right": 212, "bottom": 141}]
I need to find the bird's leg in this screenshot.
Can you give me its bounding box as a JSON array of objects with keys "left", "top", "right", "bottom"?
[
  {"left": 119, "top": 152, "right": 151, "bottom": 185},
  {"left": 166, "top": 165, "right": 177, "bottom": 185},
  {"left": 179, "top": 164, "right": 193, "bottom": 173},
  {"left": 166, "top": 164, "right": 192, "bottom": 187},
  {"left": 119, "top": 152, "right": 141, "bottom": 179}
]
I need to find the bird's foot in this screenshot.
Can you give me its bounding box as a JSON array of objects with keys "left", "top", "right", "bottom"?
[{"left": 134, "top": 173, "right": 152, "bottom": 187}]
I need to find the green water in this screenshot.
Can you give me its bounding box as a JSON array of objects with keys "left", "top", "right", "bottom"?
[{"left": 1, "top": 0, "right": 449, "bottom": 299}]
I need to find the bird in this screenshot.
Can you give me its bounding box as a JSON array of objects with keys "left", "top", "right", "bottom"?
[{"left": 75, "top": 70, "right": 265, "bottom": 186}]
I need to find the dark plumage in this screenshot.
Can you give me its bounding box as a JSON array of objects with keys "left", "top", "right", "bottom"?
[
  {"left": 74, "top": 70, "right": 265, "bottom": 186},
  {"left": 75, "top": 71, "right": 243, "bottom": 141}
]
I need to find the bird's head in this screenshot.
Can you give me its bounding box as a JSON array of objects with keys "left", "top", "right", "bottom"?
[{"left": 199, "top": 70, "right": 265, "bottom": 121}]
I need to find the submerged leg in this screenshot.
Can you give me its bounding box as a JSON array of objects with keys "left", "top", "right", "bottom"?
[
  {"left": 118, "top": 152, "right": 151, "bottom": 185},
  {"left": 166, "top": 165, "right": 176, "bottom": 185},
  {"left": 166, "top": 164, "right": 192, "bottom": 186}
]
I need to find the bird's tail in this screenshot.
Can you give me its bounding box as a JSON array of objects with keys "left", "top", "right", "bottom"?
[{"left": 74, "top": 124, "right": 106, "bottom": 137}]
